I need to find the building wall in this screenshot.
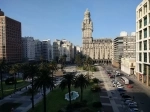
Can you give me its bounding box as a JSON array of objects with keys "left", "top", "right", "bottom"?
[
  {"left": 136, "top": 0, "right": 150, "bottom": 86},
  {"left": 121, "top": 58, "right": 136, "bottom": 75},
  {"left": 0, "top": 9, "right": 22, "bottom": 62}
]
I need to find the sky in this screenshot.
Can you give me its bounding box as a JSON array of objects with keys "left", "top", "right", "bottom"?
[{"left": 0, "top": 0, "right": 141, "bottom": 46}]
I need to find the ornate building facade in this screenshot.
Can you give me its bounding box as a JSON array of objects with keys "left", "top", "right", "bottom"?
[{"left": 82, "top": 9, "right": 112, "bottom": 64}]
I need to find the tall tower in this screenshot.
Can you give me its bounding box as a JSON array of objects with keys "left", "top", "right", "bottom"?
[{"left": 82, "top": 9, "right": 93, "bottom": 55}]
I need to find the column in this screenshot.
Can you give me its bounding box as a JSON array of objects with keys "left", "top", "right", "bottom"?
[{"left": 147, "top": 65, "right": 149, "bottom": 86}]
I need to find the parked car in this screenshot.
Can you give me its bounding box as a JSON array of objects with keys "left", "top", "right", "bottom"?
[
  {"left": 128, "top": 102, "right": 138, "bottom": 106},
  {"left": 122, "top": 95, "right": 131, "bottom": 98},
  {"left": 110, "top": 75, "right": 115, "bottom": 78},
  {"left": 120, "top": 93, "right": 125, "bottom": 96},
  {"left": 128, "top": 108, "right": 139, "bottom": 112},
  {"left": 127, "top": 84, "right": 133, "bottom": 88},
  {"left": 128, "top": 104, "right": 138, "bottom": 108},
  {"left": 124, "top": 100, "right": 133, "bottom": 105},
  {"left": 117, "top": 85, "right": 124, "bottom": 89}
]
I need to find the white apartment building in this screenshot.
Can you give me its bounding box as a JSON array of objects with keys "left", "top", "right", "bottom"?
[
  {"left": 42, "top": 39, "right": 51, "bottom": 61},
  {"left": 22, "top": 37, "right": 35, "bottom": 61},
  {"left": 53, "top": 39, "right": 75, "bottom": 62},
  {"left": 136, "top": 0, "right": 150, "bottom": 86}
]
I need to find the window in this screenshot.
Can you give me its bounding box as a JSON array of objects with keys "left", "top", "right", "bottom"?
[
  {"left": 144, "top": 16, "right": 147, "bottom": 26},
  {"left": 149, "top": 53, "right": 150, "bottom": 63},
  {"left": 139, "top": 53, "right": 142, "bottom": 61},
  {"left": 144, "top": 53, "right": 147, "bottom": 62},
  {"left": 139, "top": 20, "right": 142, "bottom": 28},
  {"left": 144, "top": 40, "right": 147, "bottom": 50},
  {"left": 139, "top": 31, "right": 142, "bottom": 39},
  {"left": 144, "top": 4, "right": 147, "bottom": 14},
  {"left": 144, "top": 28, "right": 147, "bottom": 38},
  {"left": 139, "top": 64, "right": 142, "bottom": 72},
  {"left": 144, "top": 64, "right": 147, "bottom": 75},
  {"left": 149, "top": 39, "right": 150, "bottom": 50},
  {"left": 139, "top": 42, "right": 142, "bottom": 50}
]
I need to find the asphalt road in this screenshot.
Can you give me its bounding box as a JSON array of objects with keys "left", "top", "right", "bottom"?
[{"left": 103, "top": 64, "right": 150, "bottom": 112}]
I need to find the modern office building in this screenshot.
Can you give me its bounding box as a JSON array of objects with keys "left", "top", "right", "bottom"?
[
  {"left": 22, "top": 37, "right": 35, "bottom": 61},
  {"left": 82, "top": 9, "right": 112, "bottom": 64},
  {"left": 136, "top": 0, "right": 150, "bottom": 86},
  {"left": 0, "top": 9, "right": 22, "bottom": 62}
]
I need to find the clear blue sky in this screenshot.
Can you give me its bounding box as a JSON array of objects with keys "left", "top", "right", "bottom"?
[{"left": 0, "top": 0, "right": 141, "bottom": 46}]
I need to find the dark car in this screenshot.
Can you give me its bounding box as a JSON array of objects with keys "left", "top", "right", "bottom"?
[
  {"left": 122, "top": 95, "right": 131, "bottom": 99},
  {"left": 120, "top": 93, "right": 125, "bottom": 96},
  {"left": 109, "top": 75, "right": 115, "bottom": 78}
]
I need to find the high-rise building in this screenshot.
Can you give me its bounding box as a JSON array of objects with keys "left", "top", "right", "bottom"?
[
  {"left": 82, "top": 9, "right": 112, "bottom": 64},
  {"left": 112, "top": 31, "right": 136, "bottom": 68},
  {"left": 0, "top": 9, "right": 22, "bottom": 62},
  {"left": 42, "top": 39, "right": 51, "bottom": 61},
  {"left": 22, "top": 37, "right": 35, "bottom": 61},
  {"left": 136, "top": 0, "right": 150, "bottom": 86},
  {"left": 35, "top": 39, "right": 42, "bottom": 61}
]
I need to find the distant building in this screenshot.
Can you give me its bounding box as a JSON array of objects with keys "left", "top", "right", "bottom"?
[
  {"left": 22, "top": 37, "right": 35, "bottom": 61},
  {"left": 42, "top": 39, "right": 51, "bottom": 61},
  {"left": 76, "top": 46, "right": 81, "bottom": 53},
  {"left": 0, "top": 9, "right": 22, "bottom": 62},
  {"left": 112, "top": 31, "right": 136, "bottom": 68},
  {"left": 82, "top": 9, "right": 112, "bottom": 64},
  {"left": 35, "top": 39, "right": 42, "bottom": 61}
]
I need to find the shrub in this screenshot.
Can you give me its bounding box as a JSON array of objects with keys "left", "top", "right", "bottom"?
[
  {"left": 80, "top": 107, "right": 92, "bottom": 112},
  {"left": 91, "top": 85, "right": 101, "bottom": 92},
  {"left": 72, "top": 101, "right": 87, "bottom": 108},
  {"left": 92, "top": 101, "right": 102, "bottom": 108},
  {"left": 92, "top": 78, "right": 99, "bottom": 84},
  {"left": 5, "top": 76, "right": 16, "bottom": 85}
]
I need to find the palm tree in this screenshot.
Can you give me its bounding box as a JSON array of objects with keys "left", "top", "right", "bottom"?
[
  {"left": 59, "top": 72, "right": 74, "bottom": 104},
  {"left": 49, "top": 60, "right": 57, "bottom": 90},
  {"left": 74, "top": 74, "right": 89, "bottom": 101},
  {"left": 84, "top": 57, "right": 93, "bottom": 80},
  {"left": 34, "top": 62, "right": 54, "bottom": 112},
  {"left": 0, "top": 58, "right": 7, "bottom": 98},
  {"left": 22, "top": 63, "right": 39, "bottom": 110}
]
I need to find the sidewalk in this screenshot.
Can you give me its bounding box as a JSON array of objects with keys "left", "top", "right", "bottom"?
[{"left": 94, "top": 67, "right": 123, "bottom": 112}]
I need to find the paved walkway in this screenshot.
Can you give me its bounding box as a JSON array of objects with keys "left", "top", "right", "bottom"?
[{"left": 0, "top": 84, "right": 51, "bottom": 112}]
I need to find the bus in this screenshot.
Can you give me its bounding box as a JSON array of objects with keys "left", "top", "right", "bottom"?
[{"left": 121, "top": 77, "right": 129, "bottom": 84}]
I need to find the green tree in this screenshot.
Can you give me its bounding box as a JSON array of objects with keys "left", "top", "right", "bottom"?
[
  {"left": 9, "top": 64, "right": 20, "bottom": 93},
  {"left": 59, "top": 72, "right": 74, "bottom": 104},
  {"left": 84, "top": 57, "right": 93, "bottom": 80},
  {"left": 74, "top": 74, "right": 89, "bottom": 101},
  {"left": 49, "top": 60, "right": 57, "bottom": 90},
  {"left": 0, "top": 58, "right": 7, "bottom": 98},
  {"left": 34, "top": 62, "right": 54, "bottom": 112},
  {"left": 22, "top": 63, "right": 39, "bottom": 110}
]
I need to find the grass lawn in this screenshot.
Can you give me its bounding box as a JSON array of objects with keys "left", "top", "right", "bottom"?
[
  {"left": 28, "top": 82, "right": 101, "bottom": 112},
  {"left": 0, "top": 102, "right": 21, "bottom": 112},
  {"left": 0, "top": 79, "right": 30, "bottom": 98}
]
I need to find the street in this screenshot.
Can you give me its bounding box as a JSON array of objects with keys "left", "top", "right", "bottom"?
[{"left": 103, "top": 64, "right": 150, "bottom": 112}]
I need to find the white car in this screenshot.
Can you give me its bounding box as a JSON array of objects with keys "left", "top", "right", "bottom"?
[
  {"left": 128, "top": 102, "right": 138, "bottom": 106},
  {"left": 117, "top": 85, "right": 124, "bottom": 89},
  {"left": 124, "top": 100, "right": 133, "bottom": 105}
]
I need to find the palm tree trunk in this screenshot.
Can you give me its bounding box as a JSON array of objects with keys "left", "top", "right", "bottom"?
[
  {"left": 80, "top": 86, "right": 83, "bottom": 102},
  {"left": 52, "top": 71, "right": 53, "bottom": 90},
  {"left": 14, "top": 73, "right": 17, "bottom": 93},
  {"left": 43, "top": 84, "right": 47, "bottom": 112},
  {"left": 31, "top": 75, "right": 34, "bottom": 109},
  {"left": 68, "top": 85, "right": 71, "bottom": 104},
  {"left": 0, "top": 72, "right": 4, "bottom": 98}
]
